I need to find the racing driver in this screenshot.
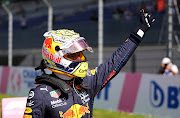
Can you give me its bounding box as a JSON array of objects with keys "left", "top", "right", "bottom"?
[{"left": 23, "top": 9, "right": 155, "bottom": 118}]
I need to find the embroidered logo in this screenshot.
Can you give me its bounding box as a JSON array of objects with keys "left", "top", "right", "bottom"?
[
  {"left": 40, "top": 86, "right": 48, "bottom": 92},
  {"left": 50, "top": 89, "right": 61, "bottom": 98},
  {"left": 59, "top": 103, "right": 90, "bottom": 118},
  {"left": 50, "top": 98, "right": 67, "bottom": 108},
  {"left": 24, "top": 107, "right": 32, "bottom": 114},
  {"left": 28, "top": 91, "right": 34, "bottom": 99}
]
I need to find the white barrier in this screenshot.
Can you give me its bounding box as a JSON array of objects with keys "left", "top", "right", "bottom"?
[
  {"left": 2, "top": 97, "right": 27, "bottom": 118},
  {"left": 0, "top": 66, "right": 42, "bottom": 96},
  {"left": 134, "top": 74, "right": 180, "bottom": 118},
  {"left": 94, "top": 73, "right": 180, "bottom": 118},
  {"left": 0, "top": 66, "right": 180, "bottom": 118}
]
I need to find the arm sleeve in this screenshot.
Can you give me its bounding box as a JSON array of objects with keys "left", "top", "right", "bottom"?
[
  {"left": 84, "top": 34, "right": 141, "bottom": 97},
  {"left": 23, "top": 87, "right": 46, "bottom": 118}
]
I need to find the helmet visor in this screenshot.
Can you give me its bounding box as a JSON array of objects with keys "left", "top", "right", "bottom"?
[
  {"left": 63, "top": 39, "right": 93, "bottom": 54},
  {"left": 64, "top": 51, "right": 86, "bottom": 61}
]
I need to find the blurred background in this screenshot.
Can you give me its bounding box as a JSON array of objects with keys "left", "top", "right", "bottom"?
[{"left": 0, "top": 0, "right": 180, "bottom": 74}]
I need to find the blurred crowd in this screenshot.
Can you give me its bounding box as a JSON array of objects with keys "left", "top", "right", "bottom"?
[
  {"left": 16, "top": 4, "right": 27, "bottom": 29},
  {"left": 0, "top": 0, "right": 41, "bottom": 30},
  {"left": 0, "top": 0, "right": 180, "bottom": 30},
  {"left": 112, "top": 0, "right": 179, "bottom": 21}
]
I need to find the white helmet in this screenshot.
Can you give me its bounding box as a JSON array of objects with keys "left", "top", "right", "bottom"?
[{"left": 42, "top": 29, "right": 93, "bottom": 78}]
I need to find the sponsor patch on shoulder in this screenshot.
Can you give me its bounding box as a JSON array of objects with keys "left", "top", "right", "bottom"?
[
  {"left": 24, "top": 107, "right": 32, "bottom": 114},
  {"left": 23, "top": 114, "right": 32, "bottom": 118},
  {"left": 40, "top": 86, "right": 48, "bottom": 92},
  {"left": 50, "top": 89, "right": 61, "bottom": 98},
  {"left": 28, "top": 91, "right": 34, "bottom": 99},
  {"left": 26, "top": 100, "right": 34, "bottom": 107}
]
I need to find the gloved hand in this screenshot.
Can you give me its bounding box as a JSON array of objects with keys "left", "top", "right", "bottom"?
[
  {"left": 133, "top": 9, "right": 155, "bottom": 38},
  {"left": 139, "top": 9, "right": 155, "bottom": 32}
]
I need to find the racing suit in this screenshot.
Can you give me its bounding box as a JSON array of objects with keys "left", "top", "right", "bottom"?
[{"left": 23, "top": 33, "right": 142, "bottom": 118}]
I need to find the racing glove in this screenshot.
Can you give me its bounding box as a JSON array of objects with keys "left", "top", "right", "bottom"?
[{"left": 131, "top": 9, "right": 155, "bottom": 42}]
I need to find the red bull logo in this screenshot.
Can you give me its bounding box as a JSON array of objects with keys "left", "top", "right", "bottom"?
[
  {"left": 59, "top": 103, "right": 90, "bottom": 118},
  {"left": 42, "top": 48, "right": 61, "bottom": 63},
  {"left": 44, "top": 38, "right": 52, "bottom": 49},
  {"left": 43, "top": 37, "right": 62, "bottom": 54}
]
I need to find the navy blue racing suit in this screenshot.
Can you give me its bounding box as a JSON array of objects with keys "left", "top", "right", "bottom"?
[{"left": 23, "top": 33, "right": 141, "bottom": 118}]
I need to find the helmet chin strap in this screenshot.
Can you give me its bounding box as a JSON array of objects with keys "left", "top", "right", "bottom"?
[{"left": 54, "top": 72, "right": 73, "bottom": 80}]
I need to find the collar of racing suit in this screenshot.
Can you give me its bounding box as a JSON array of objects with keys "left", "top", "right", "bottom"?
[
  {"left": 54, "top": 72, "right": 73, "bottom": 80},
  {"left": 35, "top": 73, "right": 91, "bottom": 94}
]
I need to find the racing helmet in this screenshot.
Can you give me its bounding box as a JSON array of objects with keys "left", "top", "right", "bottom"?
[{"left": 42, "top": 29, "right": 93, "bottom": 78}]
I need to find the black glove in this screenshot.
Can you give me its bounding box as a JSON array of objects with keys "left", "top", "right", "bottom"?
[
  {"left": 139, "top": 9, "right": 155, "bottom": 33},
  {"left": 132, "top": 9, "right": 155, "bottom": 39}
]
